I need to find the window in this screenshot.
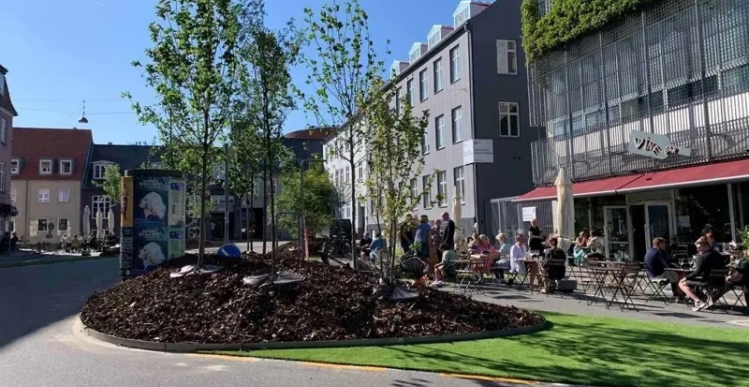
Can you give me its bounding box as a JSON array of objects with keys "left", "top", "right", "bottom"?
[
  {"left": 437, "top": 171, "right": 447, "bottom": 207},
  {"left": 93, "top": 163, "right": 111, "bottom": 179},
  {"left": 38, "top": 188, "right": 50, "bottom": 203},
  {"left": 454, "top": 167, "right": 465, "bottom": 203},
  {"left": 37, "top": 218, "right": 48, "bottom": 232},
  {"left": 410, "top": 178, "right": 418, "bottom": 208},
  {"left": 0, "top": 117, "right": 6, "bottom": 145},
  {"left": 428, "top": 32, "right": 441, "bottom": 50},
  {"left": 356, "top": 161, "right": 364, "bottom": 182},
  {"left": 59, "top": 160, "right": 73, "bottom": 175},
  {"left": 435, "top": 115, "right": 445, "bottom": 149},
  {"left": 58, "top": 188, "right": 70, "bottom": 203},
  {"left": 10, "top": 159, "right": 18, "bottom": 174},
  {"left": 449, "top": 46, "right": 460, "bottom": 83},
  {"left": 422, "top": 175, "right": 431, "bottom": 208},
  {"left": 92, "top": 195, "right": 112, "bottom": 218},
  {"left": 406, "top": 78, "right": 414, "bottom": 106},
  {"left": 433, "top": 58, "right": 443, "bottom": 92},
  {"left": 395, "top": 87, "right": 402, "bottom": 114},
  {"left": 454, "top": 7, "right": 470, "bottom": 26},
  {"left": 451, "top": 106, "right": 462, "bottom": 143},
  {"left": 58, "top": 218, "right": 69, "bottom": 232},
  {"left": 496, "top": 40, "right": 517, "bottom": 75},
  {"left": 39, "top": 159, "right": 53, "bottom": 175},
  {"left": 499, "top": 102, "right": 520, "bottom": 137},
  {"left": 422, "top": 129, "right": 430, "bottom": 155},
  {"left": 419, "top": 69, "right": 428, "bottom": 101},
  {"left": 0, "top": 72, "right": 4, "bottom": 95},
  {"left": 0, "top": 162, "right": 4, "bottom": 192}
]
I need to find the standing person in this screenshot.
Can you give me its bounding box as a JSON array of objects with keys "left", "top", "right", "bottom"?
[
  {"left": 528, "top": 219, "right": 544, "bottom": 253},
  {"left": 430, "top": 219, "right": 443, "bottom": 261},
  {"left": 414, "top": 215, "right": 432, "bottom": 260},
  {"left": 399, "top": 214, "right": 414, "bottom": 254},
  {"left": 441, "top": 211, "right": 456, "bottom": 251}
]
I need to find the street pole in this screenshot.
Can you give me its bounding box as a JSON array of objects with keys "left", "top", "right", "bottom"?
[
  {"left": 224, "top": 143, "right": 230, "bottom": 245},
  {"left": 299, "top": 159, "right": 307, "bottom": 260}
]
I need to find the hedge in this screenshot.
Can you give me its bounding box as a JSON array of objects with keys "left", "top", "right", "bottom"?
[{"left": 521, "top": 0, "right": 665, "bottom": 63}]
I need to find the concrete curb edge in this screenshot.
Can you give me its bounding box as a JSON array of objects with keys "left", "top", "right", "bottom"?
[{"left": 80, "top": 317, "right": 550, "bottom": 352}]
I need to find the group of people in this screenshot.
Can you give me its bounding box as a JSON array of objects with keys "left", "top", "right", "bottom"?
[{"left": 644, "top": 226, "right": 749, "bottom": 311}]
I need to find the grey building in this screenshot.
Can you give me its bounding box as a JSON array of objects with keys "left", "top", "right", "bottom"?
[
  {"left": 513, "top": 0, "right": 749, "bottom": 261},
  {"left": 369, "top": 0, "right": 536, "bottom": 234}
]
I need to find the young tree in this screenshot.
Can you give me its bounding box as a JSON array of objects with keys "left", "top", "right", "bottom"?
[
  {"left": 276, "top": 163, "right": 337, "bottom": 239},
  {"left": 94, "top": 164, "right": 122, "bottom": 205},
  {"left": 241, "top": 23, "right": 299, "bottom": 267},
  {"left": 364, "top": 76, "right": 431, "bottom": 278},
  {"left": 227, "top": 122, "right": 264, "bottom": 251},
  {"left": 301, "top": 0, "right": 386, "bottom": 266},
  {"left": 125, "top": 0, "right": 259, "bottom": 268}
]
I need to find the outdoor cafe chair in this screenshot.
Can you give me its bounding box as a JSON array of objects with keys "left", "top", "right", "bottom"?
[
  {"left": 453, "top": 255, "right": 486, "bottom": 296},
  {"left": 602, "top": 262, "right": 642, "bottom": 311},
  {"left": 539, "top": 255, "right": 567, "bottom": 296}
]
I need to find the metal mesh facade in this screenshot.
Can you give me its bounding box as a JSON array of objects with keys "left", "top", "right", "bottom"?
[
  {"left": 528, "top": 0, "right": 749, "bottom": 186},
  {"left": 488, "top": 198, "right": 554, "bottom": 240}
]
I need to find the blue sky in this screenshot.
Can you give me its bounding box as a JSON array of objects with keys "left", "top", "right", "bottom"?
[{"left": 0, "top": 0, "right": 470, "bottom": 144}]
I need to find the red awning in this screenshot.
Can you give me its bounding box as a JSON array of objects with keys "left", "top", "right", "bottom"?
[
  {"left": 618, "top": 158, "right": 749, "bottom": 193},
  {"left": 514, "top": 174, "right": 644, "bottom": 202}
]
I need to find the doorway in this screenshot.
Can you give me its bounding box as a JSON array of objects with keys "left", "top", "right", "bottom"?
[
  {"left": 645, "top": 201, "right": 673, "bottom": 245},
  {"left": 630, "top": 205, "right": 646, "bottom": 261},
  {"left": 603, "top": 206, "right": 632, "bottom": 261}
]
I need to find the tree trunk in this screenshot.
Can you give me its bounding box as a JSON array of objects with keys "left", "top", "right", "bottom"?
[
  {"left": 262, "top": 164, "right": 268, "bottom": 256},
  {"left": 348, "top": 138, "right": 357, "bottom": 268},
  {"left": 198, "top": 146, "right": 209, "bottom": 269}
]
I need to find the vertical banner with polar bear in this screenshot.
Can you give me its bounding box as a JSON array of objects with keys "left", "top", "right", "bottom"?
[{"left": 120, "top": 170, "right": 186, "bottom": 280}]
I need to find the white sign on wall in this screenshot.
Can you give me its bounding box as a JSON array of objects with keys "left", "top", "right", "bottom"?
[
  {"left": 627, "top": 130, "right": 691, "bottom": 160},
  {"left": 522, "top": 207, "right": 536, "bottom": 222},
  {"left": 463, "top": 139, "right": 494, "bottom": 164}
]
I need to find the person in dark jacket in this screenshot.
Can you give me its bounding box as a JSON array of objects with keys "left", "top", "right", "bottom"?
[
  {"left": 441, "top": 212, "right": 456, "bottom": 251},
  {"left": 644, "top": 237, "right": 680, "bottom": 300},
  {"left": 678, "top": 237, "right": 727, "bottom": 311},
  {"left": 540, "top": 236, "right": 567, "bottom": 294}
]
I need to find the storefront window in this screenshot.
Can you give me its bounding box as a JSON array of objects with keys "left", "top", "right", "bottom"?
[
  {"left": 735, "top": 182, "right": 749, "bottom": 242},
  {"left": 676, "top": 185, "right": 731, "bottom": 243},
  {"left": 590, "top": 196, "right": 626, "bottom": 234},
  {"left": 574, "top": 198, "right": 590, "bottom": 235}
]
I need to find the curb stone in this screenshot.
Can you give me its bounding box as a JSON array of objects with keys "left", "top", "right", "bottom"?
[{"left": 79, "top": 317, "right": 550, "bottom": 352}]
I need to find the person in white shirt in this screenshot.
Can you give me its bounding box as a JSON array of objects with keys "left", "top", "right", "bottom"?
[{"left": 510, "top": 235, "right": 528, "bottom": 274}]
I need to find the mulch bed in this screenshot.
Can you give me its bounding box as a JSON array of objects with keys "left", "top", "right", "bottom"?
[{"left": 80, "top": 251, "right": 545, "bottom": 344}]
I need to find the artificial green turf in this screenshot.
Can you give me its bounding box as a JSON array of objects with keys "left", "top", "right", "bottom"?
[{"left": 213, "top": 312, "right": 749, "bottom": 387}]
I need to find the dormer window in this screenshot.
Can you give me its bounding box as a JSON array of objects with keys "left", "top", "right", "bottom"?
[
  {"left": 409, "top": 42, "right": 425, "bottom": 64},
  {"left": 427, "top": 25, "right": 452, "bottom": 51},
  {"left": 39, "top": 159, "right": 53, "bottom": 175},
  {"left": 10, "top": 159, "right": 19, "bottom": 174},
  {"left": 92, "top": 162, "right": 114, "bottom": 179},
  {"left": 59, "top": 159, "right": 73, "bottom": 175}
]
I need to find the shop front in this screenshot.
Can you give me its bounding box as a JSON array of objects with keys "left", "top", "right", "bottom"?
[{"left": 515, "top": 158, "right": 749, "bottom": 261}]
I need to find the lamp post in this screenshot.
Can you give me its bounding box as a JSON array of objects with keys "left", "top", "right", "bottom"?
[{"left": 299, "top": 158, "right": 326, "bottom": 260}]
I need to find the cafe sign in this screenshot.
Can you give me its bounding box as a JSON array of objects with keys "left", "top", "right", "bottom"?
[{"left": 627, "top": 130, "right": 691, "bottom": 160}]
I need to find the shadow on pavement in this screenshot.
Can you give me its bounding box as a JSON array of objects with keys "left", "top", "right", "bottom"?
[{"left": 0, "top": 258, "right": 119, "bottom": 350}]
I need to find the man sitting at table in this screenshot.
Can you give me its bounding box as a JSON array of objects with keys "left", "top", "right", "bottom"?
[
  {"left": 432, "top": 244, "right": 457, "bottom": 286},
  {"left": 678, "top": 237, "right": 727, "bottom": 311},
  {"left": 644, "top": 237, "right": 681, "bottom": 301}
]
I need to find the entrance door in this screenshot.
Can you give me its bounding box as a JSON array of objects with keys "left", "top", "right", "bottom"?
[
  {"left": 645, "top": 202, "right": 673, "bottom": 244},
  {"left": 603, "top": 206, "right": 633, "bottom": 261}
]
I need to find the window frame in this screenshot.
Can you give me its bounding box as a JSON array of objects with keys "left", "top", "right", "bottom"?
[
  {"left": 37, "top": 218, "right": 48, "bottom": 232},
  {"left": 451, "top": 106, "right": 463, "bottom": 143},
  {"left": 58, "top": 217, "right": 69, "bottom": 232},
  {"left": 419, "top": 69, "right": 428, "bottom": 101},
  {"left": 449, "top": 46, "right": 461, "bottom": 83},
  {"left": 498, "top": 101, "right": 521, "bottom": 138},
  {"left": 410, "top": 178, "right": 418, "bottom": 209},
  {"left": 437, "top": 171, "right": 447, "bottom": 207},
  {"left": 92, "top": 163, "right": 112, "bottom": 180},
  {"left": 496, "top": 39, "right": 518, "bottom": 75},
  {"left": 92, "top": 195, "right": 112, "bottom": 218},
  {"left": 421, "top": 129, "right": 430, "bottom": 155},
  {"left": 59, "top": 159, "right": 73, "bottom": 175},
  {"left": 406, "top": 78, "right": 414, "bottom": 106},
  {"left": 422, "top": 175, "right": 432, "bottom": 208},
  {"left": 433, "top": 58, "right": 443, "bottom": 93},
  {"left": 435, "top": 115, "right": 445, "bottom": 150},
  {"left": 454, "top": 166, "right": 466, "bottom": 204},
  {"left": 10, "top": 158, "right": 19, "bottom": 174},
  {"left": 38, "top": 188, "right": 50, "bottom": 203},
  {"left": 58, "top": 188, "right": 71, "bottom": 203},
  {"left": 39, "top": 159, "right": 53, "bottom": 175}
]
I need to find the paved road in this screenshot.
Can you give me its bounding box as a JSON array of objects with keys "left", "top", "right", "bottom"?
[{"left": 0, "top": 259, "right": 573, "bottom": 387}]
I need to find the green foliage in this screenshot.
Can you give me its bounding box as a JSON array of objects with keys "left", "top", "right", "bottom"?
[
  {"left": 124, "top": 0, "right": 260, "bottom": 264},
  {"left": 301, "top": 0, "right": 387, "bottom": 263},
  {"left": 276, "top": 164, "right": 337, "bottom": 239},
  {"left": 93, "top": 164, "right": 122, "bottom": 205},
  {"left": 521, "top": 0, "right": 661, "bottom": 62},
  {"left": 364, "top": 76, "right": 431, "bottom": 271}
]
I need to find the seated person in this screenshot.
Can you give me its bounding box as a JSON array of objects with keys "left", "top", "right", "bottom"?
[
  {"left": 678, "top": 237, "right": 727, "bottom": 311},
  {"left": 432, "top": 244, "right": 457, "bottom": 286},
  {"left": 716, "top": 259, "right": 749, "bottom": 308},
  {"left": 10, "top": 232, "right": 18, "bottom": 252},
  {"left": 541, "top": 236, "right": 567, "bottom": 294},
  {"left": 363, "top": 233, "right": 387, "bottom": 263},
  {"left": 359, "top": 233, "right": 373, "bottom": 256},
  {"left": 585, "top": 230, "right": 605, "bottom": 261},
  {"left": 644, "top": 237, "right": 681, "bottom": 301}
]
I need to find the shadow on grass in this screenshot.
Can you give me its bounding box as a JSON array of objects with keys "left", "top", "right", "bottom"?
[{"left": 379, "top": 319, "right": 748, "bottom": 387}]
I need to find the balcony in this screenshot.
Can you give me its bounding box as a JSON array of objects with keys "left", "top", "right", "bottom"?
[{"left": 530, "top": 91, "right": 749, "bottom": 186}]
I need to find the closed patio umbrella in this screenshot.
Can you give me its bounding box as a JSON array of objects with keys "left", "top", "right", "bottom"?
[
  {"left": 452, "top": 186, "right": 462, "bottom": 241},
  {"left": 83, "top": 205, "right": 91, "bottom": 236},
  {"left": 107, "top": 208, "right": 115, "bottom": 234},
  {"left": 95, "top": 209, "right": 103, "bottom": 239},
  {"left": 554, "top": 167, "right": 575, "bottom": 253}
]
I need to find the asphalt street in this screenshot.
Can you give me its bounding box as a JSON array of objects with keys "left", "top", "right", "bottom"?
[{"left": 0, "top": 257, "right": 574, "bottom": 387}]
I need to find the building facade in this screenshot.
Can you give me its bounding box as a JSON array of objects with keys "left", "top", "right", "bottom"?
[
  {"left": 11, "top": 128, "right": 93, "bottom": 243},
  {"left": 326, "top": 0, "right": 536, "bottom": 236},
  {"left": 514, "top": 0, "right": 749, "bottom": 260},
  {"left": 0, "top": 65, "right": 18, "bottom": 229}
]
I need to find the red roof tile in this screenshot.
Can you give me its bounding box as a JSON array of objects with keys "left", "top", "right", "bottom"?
[{"left": 12, "top": 127, "right": 93, "bottom": 181}]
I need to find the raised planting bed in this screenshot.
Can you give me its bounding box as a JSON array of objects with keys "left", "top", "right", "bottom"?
[{"left": 80, "top": 251, "right": 545, "bottom": 345}]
